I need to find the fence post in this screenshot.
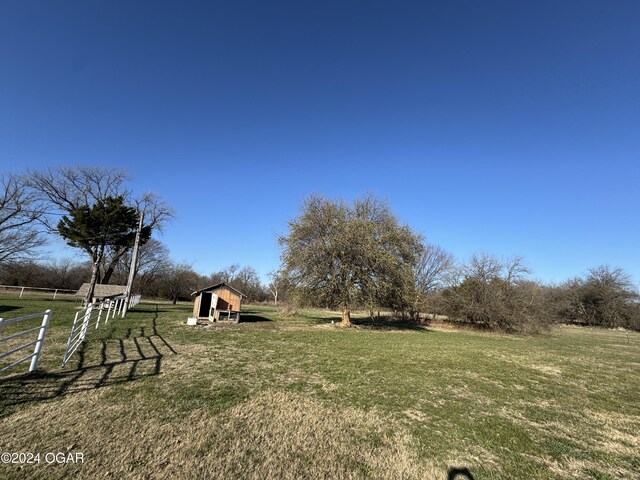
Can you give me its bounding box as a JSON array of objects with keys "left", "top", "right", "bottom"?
[
  {"left": 28, "top": 309, "right": 51, "bottom": 373},
  {"left": 64, "top": 312, "right": 80, "bottom": 352},
  {"left": 53, "top": 289, "right": 58, "bottom": 300},
  {"left": 61, "top": 311, "right": 79, "bottom": 367},
  {"left": 96, "top": 302, "right": 103, "bottom": 329},
  {"left": 79, "top": 304, "right": 93, "bottom": 342},
  {"left": 20, "top": 287, "right": 25, "bottom": 298},
  {"left": 105, "top": 301, "right": 113, "bottom": 323},
  {"left": 0, "top": 317, "right": 4, "bottom": 336}
]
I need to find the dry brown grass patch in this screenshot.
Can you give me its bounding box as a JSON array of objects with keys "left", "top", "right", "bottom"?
[{"left": 0, "top": 389, "right": 440, "bottom": 479}]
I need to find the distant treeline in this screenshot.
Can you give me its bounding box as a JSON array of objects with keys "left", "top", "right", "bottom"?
[
  {"left": 1, "top": 254, "right": 639, "bottom": 332},
  {"left": 0, "top": 257, "right": 273, "bottom": 305}
]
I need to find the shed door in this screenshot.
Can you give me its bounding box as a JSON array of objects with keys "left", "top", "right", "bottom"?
[
  {"left": 208, "top": 293, "right": 219, "bottom": 317},
  {"left": 198, "top": 292, "right": 213, "bottom": 317}
]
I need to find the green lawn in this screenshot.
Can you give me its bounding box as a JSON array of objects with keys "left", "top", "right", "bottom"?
[{"left": 1, "top": 294, "right": 639, "bottom": 479}]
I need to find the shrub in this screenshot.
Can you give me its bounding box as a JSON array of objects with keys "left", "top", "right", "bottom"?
[{"left": 442, "top": 253, "right": 550, "bottom": 334}]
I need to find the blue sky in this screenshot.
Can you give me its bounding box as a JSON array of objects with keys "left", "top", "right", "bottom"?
[{"left": 1, "top": 1, "right": 639, "bottom": 284}]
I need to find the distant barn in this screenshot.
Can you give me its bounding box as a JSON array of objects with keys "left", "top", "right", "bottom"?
[
  {"left": 76, "top": 283, "right": 127, "bottom": 303},
  {"left": 191, "top": 282, "right": 244, "bottom": 323}
]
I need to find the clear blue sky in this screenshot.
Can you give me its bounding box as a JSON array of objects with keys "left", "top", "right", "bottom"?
[{"left": 1, "top": 1, "right": 638, "bottom": 284}]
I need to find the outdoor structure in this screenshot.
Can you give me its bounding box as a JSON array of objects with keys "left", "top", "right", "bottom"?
[
  {"left": 75, "top": 283, "right": 127, "bottom": 304},
  {"left": 191, "top": 282, "right": 244, "bottom": 323}
]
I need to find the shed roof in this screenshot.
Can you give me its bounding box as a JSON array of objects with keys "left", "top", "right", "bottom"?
[
  {"left": 191, "top": 282, "right": 245, "bottom": 298},
  {"left": 76, "top": 283, "right": 127, "bottom": 299}
]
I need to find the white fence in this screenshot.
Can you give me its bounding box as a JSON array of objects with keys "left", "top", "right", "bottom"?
[
  {"left": 0, "top": 310, "right": 52, "bottom": 376},
  {"left": 0, "top": 284, "right": 76, "bottom": 299},
  {"left": 129, "top": 293, "right": 141, "bottom": 309},
  {"left": 61, "top": 296, "right": 131, "bottom": 367},
  {"left": 0, "top": 292, "right": 143, "bottom": 370}
]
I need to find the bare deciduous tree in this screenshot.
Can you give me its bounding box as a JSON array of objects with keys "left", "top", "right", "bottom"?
[
  {"left": 409, "top": 243, "right": 454, "bottom": 320},
  {"left": 206, "top": 264, "right": 268, "bottom": 302},
  {"left": 223, "top": 264, "right": 240, "bottom": 284},
  {"left": 0, "top": 173, "right": 46, "bottom": 263},
  {"left": 108, "top": 239, "right": 172, "bottom": 295},
  {"left": 164, "top": 262, "right": 200, "bottom": 305},
  {"left": 267, "top": 269, "right": 285, "bottom": 306},
  {"left": 28, "top": 166, "right": 129, "bottom": 227},
  {"left": 279, "top": 195, "right": 422, "bottom": 326}
]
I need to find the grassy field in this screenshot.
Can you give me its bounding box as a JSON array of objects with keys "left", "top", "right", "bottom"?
[{"left": 1, "top": 294, "right": 639, "bottom": 479}]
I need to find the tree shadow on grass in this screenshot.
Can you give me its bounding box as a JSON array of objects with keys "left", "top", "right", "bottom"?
[
  {"left": 0, "top": 315, "right": 177, "bottom": 409},
  {"left": 351, "top": 316, "right": 429, "bottom": 332},
  {"left": 302, "top": 313, "right": 429, "bottom": 332}
]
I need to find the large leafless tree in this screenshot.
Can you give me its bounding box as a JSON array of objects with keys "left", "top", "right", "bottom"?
[{"left": 279, "top": 195, "right": 422, "bottom": 326}]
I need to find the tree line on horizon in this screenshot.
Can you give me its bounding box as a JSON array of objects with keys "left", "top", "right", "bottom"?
[{"left": 1, "top": 167, "right": 639, "bottom": 332}]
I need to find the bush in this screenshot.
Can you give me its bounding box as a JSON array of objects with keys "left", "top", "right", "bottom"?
[
  {"left": 555, "top": 266, "right": 640, "bottom": 330},
  {"left": 442, "top": 254, "right": 551, "bottom": 334}
]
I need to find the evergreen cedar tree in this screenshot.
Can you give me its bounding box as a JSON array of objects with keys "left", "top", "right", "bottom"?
[
  {"left": 279, "top": 196, "right": 423, "bottom": 326},
  {"left": 57, "top": 196, "right": 150, "bottom": 303}
]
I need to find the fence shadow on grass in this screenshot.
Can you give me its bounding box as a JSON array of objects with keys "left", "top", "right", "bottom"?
[
  {"left": 128, "top": 307, "right": 170, "bottom": 314},
  {"left": 0, "top": 305, "right": 20, "bottom": 314},
  {"left": 0, "top": 315, "right": 177, "bottom": 409}
]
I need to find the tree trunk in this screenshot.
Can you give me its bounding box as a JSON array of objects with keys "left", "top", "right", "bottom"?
[
  {"left": 101, "top": 246, "right": 128, "bottom": 284},
  {"left": 85, "top": 246, "right": 105, "bottom": 305},
  {"left": 341, "top": 308, "right": 351, "bottom": 327},
  {"left": 101, "top": 265, "right": 114, "bottom": 284},
  {"left": 85, "top": 261, "right": 100, "bottom": 305}
]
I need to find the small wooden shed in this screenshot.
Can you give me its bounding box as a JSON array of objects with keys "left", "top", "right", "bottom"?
[{"left": 191, "top": 282, "right": 244, "bottom": 323}]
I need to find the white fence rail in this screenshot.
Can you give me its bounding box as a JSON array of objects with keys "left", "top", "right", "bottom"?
[{"left": 0, "top": 310, "right": 52, "bottom": 376}]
